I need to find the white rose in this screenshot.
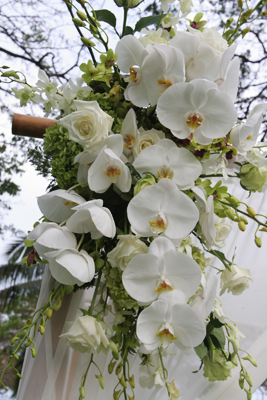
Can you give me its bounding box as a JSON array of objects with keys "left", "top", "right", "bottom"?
[
  {"left": 188, "top": 26, "right": 228, "bottom": 54},
  {"left": 60, "top": 315, "right": 109, "bottom": 353},
  {"left": 138, "top": 28, "right": 169, "bottom": 47},
  {"left": 132, "top": 128, "right": 165, "bottom": 159},
  {"left": 213, "top": 215, "right": 232, "bottom": 248},
  {"left": 107, "top": 234, "right": 148, "bottom": 271},
  {"left": 220, "top": 265, "right": 253, "bottom": 296},
  {"left": 58, "top": 100, "right": 113, "bottom": 151}
]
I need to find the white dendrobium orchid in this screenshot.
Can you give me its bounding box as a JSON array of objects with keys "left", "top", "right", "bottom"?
[
  {"left": 107, "top": 234, "right": 148, "bottom": 271},
  {"left": 37, "top": 189, "right": 86, "bottom": 223},
  {"left": 116, "top": 36, "right": 185, "bottom": 107},
  {"left": 157, "top": 79, "right": 237, "bottom": 145},
  {"left": 45, "top": 248, "right": 95, "bottom": 286},
  {"left": 58, "top": 100, "right": 113, "bottom": 150},
  {"left": 220, "top": 265, "right": 253, "bottom": 295},
  {"left": 136, "top": 291, "right": 206, "bottom": 351},
  {"left": 190, "top": 275, "right": 218, "bottom": 320},
  {"left": 122, "top": 236, "right": 201, "bottom": 304},
  {"left": 87, "top": 145, "right": 131, "bottom": 193},
  {"left": 60, "top": 315, "right": 109, "bottom": 353},
  {"left": 127, "top": 179, "right": 199, "bottom": 240},
  {"left": 179, "top": 0, "right": 193, "bottom": 15},
  {"left": 230, "top": 103, "right": 267, "bottom": 155},
  {"left": 66, "top": 199, "right": 116, "bottom": 239},
  {"left": 36, "top": 69, "right": 58, "bottom": 96},
  {"left": 27, "top": 222, "right": 77, "bottom": 259},
  {"left": 133, "top": 138, "right": 202, "bottom": 190}
]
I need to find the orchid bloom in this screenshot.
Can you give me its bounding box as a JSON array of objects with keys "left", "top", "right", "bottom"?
[
  {"left": 127, "top": 179, "right": 199, "bottom": 240},
  {"left": 122, "top": 236, "right": 202, "bottom": 304}
]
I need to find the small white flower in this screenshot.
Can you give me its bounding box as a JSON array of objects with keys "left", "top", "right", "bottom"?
[
  {"left": 58, "top": 100, "right": 113, "bottom": 150},
  {"left": 45, "top": 248, "right": 95, "bottom": 286},
  {"left": 160, "top": 0, "right": 176, "bottom": 12},
  {"left": 190, "top": 275, "right": 218, "bottom": 320},
  {"left": 107, "top": 234, "right": 148, "bottom": 271},
  {"left": 220, "top": 265, "right": 253, "bottom": 295},
  {"left": 187, "top": 26, "right": 228, "bottom": 54},
  {"left": 37, "top": 189, "right": 86, "bottom": 223},
  {"left": 27, "top": 222, "right": 77, "bottom": 259},
  {"left": 139, "top": 28, "right": 169, "bottom": 47},
  {"left": 88, "top": 146, "right": 131, "bottom": 193},
  {"left": 60, "top": 315, "right": 109, "bottom": 353},
  {"left": 66, "top": 199, "right": 116, "bottom": 239},
  {"left": 36, "top": 69, "right": 58, "bottom": 96}
]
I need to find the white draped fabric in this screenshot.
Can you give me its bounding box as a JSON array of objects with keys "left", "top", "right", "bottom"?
[{"left": 16, "top": 180, "right": 267, "bottom": 400}]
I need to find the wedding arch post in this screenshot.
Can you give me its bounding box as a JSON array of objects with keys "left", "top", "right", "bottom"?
[{"left": 12, "top": 113, "right": 57, "bottom": 139}]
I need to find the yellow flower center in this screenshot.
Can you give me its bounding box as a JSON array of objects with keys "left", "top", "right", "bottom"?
[
  {"left": 186, "top": 113, "right": 203, "bottom": 133},
  {"left": 158, "top": 165, "right": 173, "bottom": 180},
  {"left": 125, "top": 67, "right": 139, "bottom": 83},
  {"left": 64, "top": 201, "right": 78, "bottom": 207},
  {"left": 123, "top": 133, "right": 136, "bottom": 149},
  {"left": 157, "top": 75, "right": 173, "bottom": 94},
  {"left": 155, "top": 278, "right": 173, "bottom": 293},
  {"left": 246, "top": 135, "right": 252, "bottom": 140},
  {"left": 105, "top": 165, "right": 121, "bottom": 183},
  {"left": 149, "top": 213, "right": 167, "bottom": 234},
  {"left": 156, "top": 324, "right": 177, "bottom": 348}
]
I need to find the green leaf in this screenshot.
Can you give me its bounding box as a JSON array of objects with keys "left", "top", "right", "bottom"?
[
  {"left": 1, "top": 70, "right": 20, "bottom": 79},
  {"left": 1, "top": 65, "right": 10, "bottom": 69},
  {"left": 134, "top": 14, "right": 165, "bottom": 32},
  {"left": 124, "top": 26, "right": 134, "bottom": 35},
  {"left": 24, "top": 238, "right": 35, "bottom": 247},
  {"left": 210, "top": 327, "right": 226, "bottom": 349},
  {"left": 95, "top": 9, "right": 116, "bottom": 28},
  {"left": 195, "top": 342, "right": 208, "bottom": 359}
]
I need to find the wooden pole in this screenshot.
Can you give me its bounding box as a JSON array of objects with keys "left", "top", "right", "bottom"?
[{"left": 12, "top": 113, "right": 57, "bottom": 139}]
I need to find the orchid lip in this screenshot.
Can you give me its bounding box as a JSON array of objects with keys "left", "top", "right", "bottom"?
[{"left": 186, "top": 112, "right": 203, "bottom": 133}]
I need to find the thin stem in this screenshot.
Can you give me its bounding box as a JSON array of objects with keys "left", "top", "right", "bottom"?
[
  {"left": 121, "top": 7, "right": 128, "bottom": 37},
  {"left": 158, "top": 348, "right": 170, "bottom": 397},
  {"left": 88, "top": 270, "right": 102, "bottom": 315},
  {"left": 79, "top": 354, "right": 94, "bottom": 400}
]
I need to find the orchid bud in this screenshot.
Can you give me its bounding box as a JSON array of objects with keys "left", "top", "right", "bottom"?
[{"left": 255, "top": 237, "right": 262, "bottom": 248}]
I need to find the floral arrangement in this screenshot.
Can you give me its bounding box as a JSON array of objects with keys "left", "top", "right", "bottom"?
[{"left": 1, "top": 0, "right": 267, "bottom": 399}]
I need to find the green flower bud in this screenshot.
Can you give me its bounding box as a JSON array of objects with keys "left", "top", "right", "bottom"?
[
  {"left": 11, "top": 336, "right": 19, "bottom": 345},
  {"left": 238, "top": 0, "right": 243, "bottom": 7},
  {"left": 95, "top": 375, "right": 105, "bottom": 389},
  {"left": 77, "top": 11, "right": 87, "bottom": 21},
  {"left": 115, "top": 363, "right": 122, "bottom": 376},
  {"left": 238, "top": 221, "right": 246, "bottom": 231},
  {"left": 53, "top": 297, "right": 62, "bottom": 311},
  {"left": 13, "top": 353, "right": 19, "bottom": 360},
  {"left": 261, "top": 10, "right": 267, "bottom": 16},
  {"left": 255, "top": 237, "right": 262, "bottom": 248},
  {"left": 114, "top": 0, "right": 141, "bottom": 6},
  {"left": 240, "top": 163, "right": 267, "bottom": 192},
  {"left": 240, "top": 216, "right": 248, "bottom": 225},
  {"left": 113, "top": 390, "right": 121, "bottom": 400},
  {"left": 225, "top": 208, "right": 236, "bottom": 220},
  {"left": 244, "top": 373, "right": 253, "bottom": 387},
  {"left": 129, "top": 374, "right": 135, "bottom": 388},
  {"left": 229, "top": 353, "right": 238, "bottom": 366},
  {"left": 38, "top": 325, "right": 45, "bottom": 335},
  {"left": 17, "top": 373, "right": 22, "bottom": 379},
  {"left": 242, "top": 355, "right": 257, "bottom": 367},
  {"left": 81, "top": 37, "right": 96, "bottom": 47},
  {"left": 80, "top": 386, "right": 86, "bottom": 398},
  {"left": 225, "top": 17, "right": 234, "bottom": 28},
  {"left": 227, "top": 336, "right": 239, "bottom": 354},
  {"left": 247, "top": 207, "right": 256, "bottom": 217},
  {"left": 260, "top": 227, "right": 267, "bottom": 232},
  {"left": 108, "top": 361, "right": 117, "bottom": 374},
  {"left": 72, "top": 18, "right": 86, "bottom": 27},
  {"left": 25, "top": 339, "right": 32, "bottom": 347},
  {"left": 239, "top": 377, "right": 245, "bottom": 389},
  {"left": 109, "top": 341, "right": 119, "bottom": 360},
  {"left": 134, "top": 175, "right": 157, "bottom": 196},
  {"left": 228, "top": 196, "right": 240, "bottom": 207},
  {"left": 241, "top": 9, "right": 254, "bottom": 22},
  {"left": 65, "top": 285, "right": 74, "bottom": 295},
  {"left": 242, "top": 27, "right": 250, "bottom": 38},
  {"left": 31, "top": 348, "right": 36, "bottom": 358},
  {"left": 46, "top": 308, "right": 53, "bottom": 319},
  {"left": 120, "top": 374, "right": 127, "bottom": 388}
]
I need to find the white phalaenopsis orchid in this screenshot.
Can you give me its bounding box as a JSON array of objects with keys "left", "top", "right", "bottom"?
[
  {"left": 87, "top": 144, "right": 131, "bottom": 193},
  {"left": 37, "top": 189, "right": 86, "bottom": 223},
  {"left": 120, "top": 108, "right": 138, "bottom": 161},
  {"left": 116, "top": 36, "right": 185, "bottom": 107},
  {"left": 45, "top": 248, "right": 95, "bottom": 286},
  {"left": 133, "top": 138, "right": 202, "bottom": 190},
  {"left": 136, "top": 291, "right": 206, "bottom": 351},
  {"left": 66, "top": 199, "right": 116, "bottom": 238},
  {"left": 122, "top": 236, "right": 201, "bottom": 304},
  {"left": 27, "top": 222, "right": 77, "bottom": 259},
  {"left": 190, "top": 274, "right": 218, "bottom": 320},
  {"left": 127, "top": 179, "right": 199, "bottom": 240},
  {"left": 157, "top": 79, "right": 237, "bottom": 145},
  {"left": 230, "top": 103, "right": 267, "bottom": 155}
]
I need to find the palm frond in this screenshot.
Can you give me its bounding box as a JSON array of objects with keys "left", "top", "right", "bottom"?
[
  {"left": 0, "top": 279, "right": 43, "bottom": 310},
  {"left": 0, "top": 263, "right": 45, "bottom": 286}
]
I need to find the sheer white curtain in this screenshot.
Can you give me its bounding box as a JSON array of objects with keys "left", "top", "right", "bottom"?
[{"left": 16, "top": 180, "right": 267, "bottom": 400}]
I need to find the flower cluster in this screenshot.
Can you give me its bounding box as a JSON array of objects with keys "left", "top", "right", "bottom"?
[{"left": 3, "top": 1, "right": 267, "bottom": 399}]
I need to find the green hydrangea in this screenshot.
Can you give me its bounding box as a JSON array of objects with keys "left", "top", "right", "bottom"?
[{"left": 192, "top": 246, "right": 211, "bottom": 272}]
